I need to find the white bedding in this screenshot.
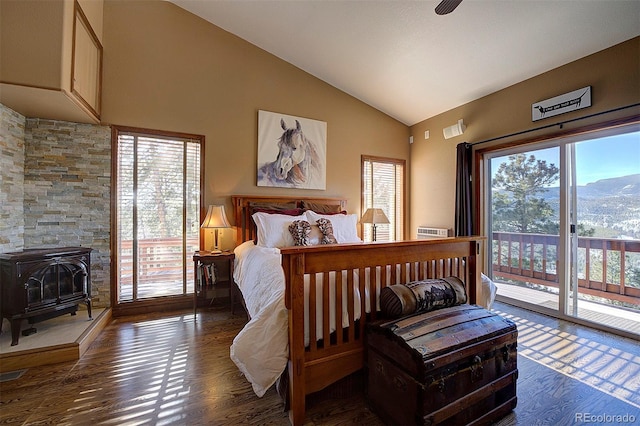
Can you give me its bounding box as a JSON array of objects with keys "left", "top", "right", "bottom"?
[
  {"left": 229, "top": 240, "right": 368, "bottom": 397},
  {"left": 230, "top": 241, "right": 288, "bottom": 397}
]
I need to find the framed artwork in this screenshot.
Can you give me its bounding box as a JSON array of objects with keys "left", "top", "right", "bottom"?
[{"left": 257, "top": 110, "right": 327, "bottom": 190}]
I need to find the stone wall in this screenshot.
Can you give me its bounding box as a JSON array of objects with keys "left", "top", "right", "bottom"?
[
  {"left": 23, "top": 118, "right": 111, "bottom": 307},
  {"left": 0, "top": 103, "right": 26, "bottom": 253}
]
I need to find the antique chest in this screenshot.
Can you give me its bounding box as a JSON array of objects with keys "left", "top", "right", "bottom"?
[{"left": 366, "top": 304, "right": 518, "bottom": 425}]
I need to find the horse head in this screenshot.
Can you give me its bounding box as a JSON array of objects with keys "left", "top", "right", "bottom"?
[{"left": 274, "top": 119, "right": 308, "bottom": 180}]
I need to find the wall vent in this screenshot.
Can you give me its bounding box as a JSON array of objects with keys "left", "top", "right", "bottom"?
[{"left": 417, "top": 227, "right": 449, "bottom": 239}]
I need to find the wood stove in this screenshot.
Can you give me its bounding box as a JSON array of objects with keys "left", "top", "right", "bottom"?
[{"left": 0, "top": 247, "right": 92, "bottom": 346}]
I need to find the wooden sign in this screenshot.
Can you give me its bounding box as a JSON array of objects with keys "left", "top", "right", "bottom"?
[{"left": 532, "top": 86, "right": 591, "bottom": 121}]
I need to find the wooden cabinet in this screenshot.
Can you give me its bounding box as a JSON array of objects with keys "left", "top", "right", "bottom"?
[
  {"left": 0, "top": 0, "right": 103, "bottom": 123},
  {"left": 71, "top": 3, "right": 102, "bottom": 119}
]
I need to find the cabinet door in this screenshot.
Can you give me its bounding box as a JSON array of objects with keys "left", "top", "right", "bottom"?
[{"left": 72, "top": 4, "right": 102, "bottom": 117}]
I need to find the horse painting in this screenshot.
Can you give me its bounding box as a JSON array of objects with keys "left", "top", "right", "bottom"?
[{"left": 258, "top": 117, "right": 325, "bottom": 189}]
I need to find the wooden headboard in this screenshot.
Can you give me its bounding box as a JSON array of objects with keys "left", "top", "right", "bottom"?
[{"left": 232, "top": 195, "right": 348, "bottom": 246}]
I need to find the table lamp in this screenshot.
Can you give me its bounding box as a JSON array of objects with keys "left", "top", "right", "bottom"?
[
  {"left": 361, "top": 208, "right": 389, "bottom": 242},
  {"left": 201, "top": 204, "right": 230, "bottom": 253}
]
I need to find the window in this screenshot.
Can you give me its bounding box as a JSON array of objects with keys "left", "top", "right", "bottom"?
[
  {"left": 113, "top": 127, "right": 203, "bottom": 308},
  {"left": 362, "top": 155, "right": 405, "bottom": 242}
]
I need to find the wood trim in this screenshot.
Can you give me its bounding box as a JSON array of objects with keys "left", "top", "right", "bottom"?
[
  {"left": 199, "top": 138, "right": 205, "bottom": 251},
  {"left": 78, "top": 307, "right": 112, "bottom": 355},
  {"left": 474, "top": 114, "right": 640, "bottom": 156},
  {"left": 112, "top": 125, "right": 205, "bottom": 141},
  {"left": 111, "top": 295, "right": 193, "bottom": 318},
  {"left": 110, "top": 128, "right": 119, "bottom": 310},
  {"left": 0, "top": 343, "right": 78, "bottom": 373}
]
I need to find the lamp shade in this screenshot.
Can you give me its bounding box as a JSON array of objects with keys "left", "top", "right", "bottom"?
[
  {"left": 361, "top": 208, "right": 389, "bottom": 225},
  {"left": 201, "top": 205, "right": 231, "bottom": 229}
]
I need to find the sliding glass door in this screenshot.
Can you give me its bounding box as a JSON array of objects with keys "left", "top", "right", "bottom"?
[
  {"left": 489, "top": 146, "right": 562, "bottom": 311},
  {"left": 486, "top": 124, "right": 640, "bottom": 338},
  {"left": 566, "top": 132, "right": 640, "bottom": 334}
]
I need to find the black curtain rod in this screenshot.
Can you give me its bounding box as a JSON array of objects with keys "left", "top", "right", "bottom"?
[{"left": 470, "top": 102, "right": 640, "bottom": 147}]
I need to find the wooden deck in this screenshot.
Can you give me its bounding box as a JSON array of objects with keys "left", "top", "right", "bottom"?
[{"left": 497, "top": 282, "right": 640, "bottom": 337}]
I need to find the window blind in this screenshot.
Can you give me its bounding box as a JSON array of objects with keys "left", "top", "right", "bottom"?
[{"left": 362, "top": 156, "right": 405, "bottom": 242}]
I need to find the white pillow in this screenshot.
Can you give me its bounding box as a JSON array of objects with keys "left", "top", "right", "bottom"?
[
  {"left": 308, "top": 225, "right": 323, "bottom": 245},
  {"left": 305, "top": 211, "right": 362, "bottom": 243},
  {"left": 252, "top": 212, "right": 307, "bottom": 248},
  {"left": 481, "top": 273, "right": 498, "bottom": 310}
]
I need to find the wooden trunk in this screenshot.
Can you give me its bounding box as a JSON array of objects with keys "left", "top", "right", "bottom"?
[{"left": 366, "top": 305, "right": 517, "bottom": 426}]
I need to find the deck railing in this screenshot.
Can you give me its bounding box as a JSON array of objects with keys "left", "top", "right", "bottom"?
[
  {"left": 492, "top": 232, "right": 640, "bottom": 306},
  {"left": 118, "top": 237, "right": 199, "bottom": 300}
]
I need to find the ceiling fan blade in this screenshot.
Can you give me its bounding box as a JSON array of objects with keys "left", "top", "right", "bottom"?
[{"left": 435, "top": 0, "right": 463, "bottom": 15}]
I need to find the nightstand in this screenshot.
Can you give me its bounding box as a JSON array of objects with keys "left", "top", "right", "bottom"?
[{"left": 193, "top": 251, "right": 235, "bottom": 315}]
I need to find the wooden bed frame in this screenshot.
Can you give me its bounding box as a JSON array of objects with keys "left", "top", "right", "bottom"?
[{"left": 232, "top": 195, "right": 484, "bottom": 425}]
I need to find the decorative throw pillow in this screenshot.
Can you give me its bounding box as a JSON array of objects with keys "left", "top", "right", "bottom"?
[
  {"left": 288, "top": 220, "right": 312, "bottom": 246},
  {"left": 316, "top": 218, "right": 338, "bottom": 244},
  {"left": 379, "top": 277, "right": 467, "bottom": 319},
  {"left": 305, "top": 211, "right": 361, "bottom": 243}
]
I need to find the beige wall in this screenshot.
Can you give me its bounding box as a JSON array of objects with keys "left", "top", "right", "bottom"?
[
  {"left": 101, "top": 1, "right": 410, "bottom": 249},
  {"left": 409, "top": 36, "right": 640, "bottom": 238},
  {"left": 0, "top": 0, "right": 65, "bottom": 89}
]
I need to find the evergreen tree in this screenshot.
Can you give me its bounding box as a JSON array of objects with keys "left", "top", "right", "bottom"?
[
  {"left": 492, "top": 154, "right": 559, "bottom": 234},
  {"left": 492, "top": 153, "right": 597, "bottom": 236}
]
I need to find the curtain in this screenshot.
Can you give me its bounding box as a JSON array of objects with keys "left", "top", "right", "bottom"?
[{"left": 455, "top": 142, "right": 473, "bottom": 236}]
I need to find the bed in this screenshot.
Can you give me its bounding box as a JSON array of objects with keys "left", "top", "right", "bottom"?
[{"left": 229, "top": 195, "right": 484, "bottom": 425}]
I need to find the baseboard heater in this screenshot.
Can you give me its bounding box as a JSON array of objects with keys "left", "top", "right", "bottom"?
[{"left": 417, "top": 227, "right": 449, "bottom": 239}]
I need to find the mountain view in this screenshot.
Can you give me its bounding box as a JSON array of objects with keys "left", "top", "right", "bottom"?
[{"left": 542, "top": 174, "right": 640, "bottom": 239}]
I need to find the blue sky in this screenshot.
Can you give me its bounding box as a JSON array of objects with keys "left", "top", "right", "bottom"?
[
  {"left": 492, "top": 130, "right": 640, "bottom": 186},
  {"left": 575, "top": 131, "right": 640, "bottom": 185}
]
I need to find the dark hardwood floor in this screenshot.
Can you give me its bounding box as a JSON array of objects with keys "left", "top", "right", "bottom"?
[{"left": 1, "top": 301, "right": 639, "bottom": 425}]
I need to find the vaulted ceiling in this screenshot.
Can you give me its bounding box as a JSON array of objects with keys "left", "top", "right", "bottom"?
[{"left": 169, "top": 0, "right": 640, "bottom": 125}]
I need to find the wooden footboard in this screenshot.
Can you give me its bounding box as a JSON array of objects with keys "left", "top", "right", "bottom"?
[{"left": 280, "top": 237, "right": 484, "bottom": 426}]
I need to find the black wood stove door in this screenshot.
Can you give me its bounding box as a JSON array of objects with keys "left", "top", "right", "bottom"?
[
  {"left": 0, "top": 247, "right": 92, "bottom": 346},
  {"left": 24, "top": 258, "right": 89, "bottom": 308}
]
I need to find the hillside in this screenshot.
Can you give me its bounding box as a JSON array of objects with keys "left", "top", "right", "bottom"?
[
  {"left": 500, "top": 174, "right": 640, "bottom": 239},
  {"left": 580, "top": 174, "right": 640, "bottom": 198}
]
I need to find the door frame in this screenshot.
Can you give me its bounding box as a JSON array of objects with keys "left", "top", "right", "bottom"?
[
  {"left": 474, "top": 115, "right": 640, "bottom": 340},
  {"left": 110, "top": 125, "right": 205, "bottom": 317}
]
